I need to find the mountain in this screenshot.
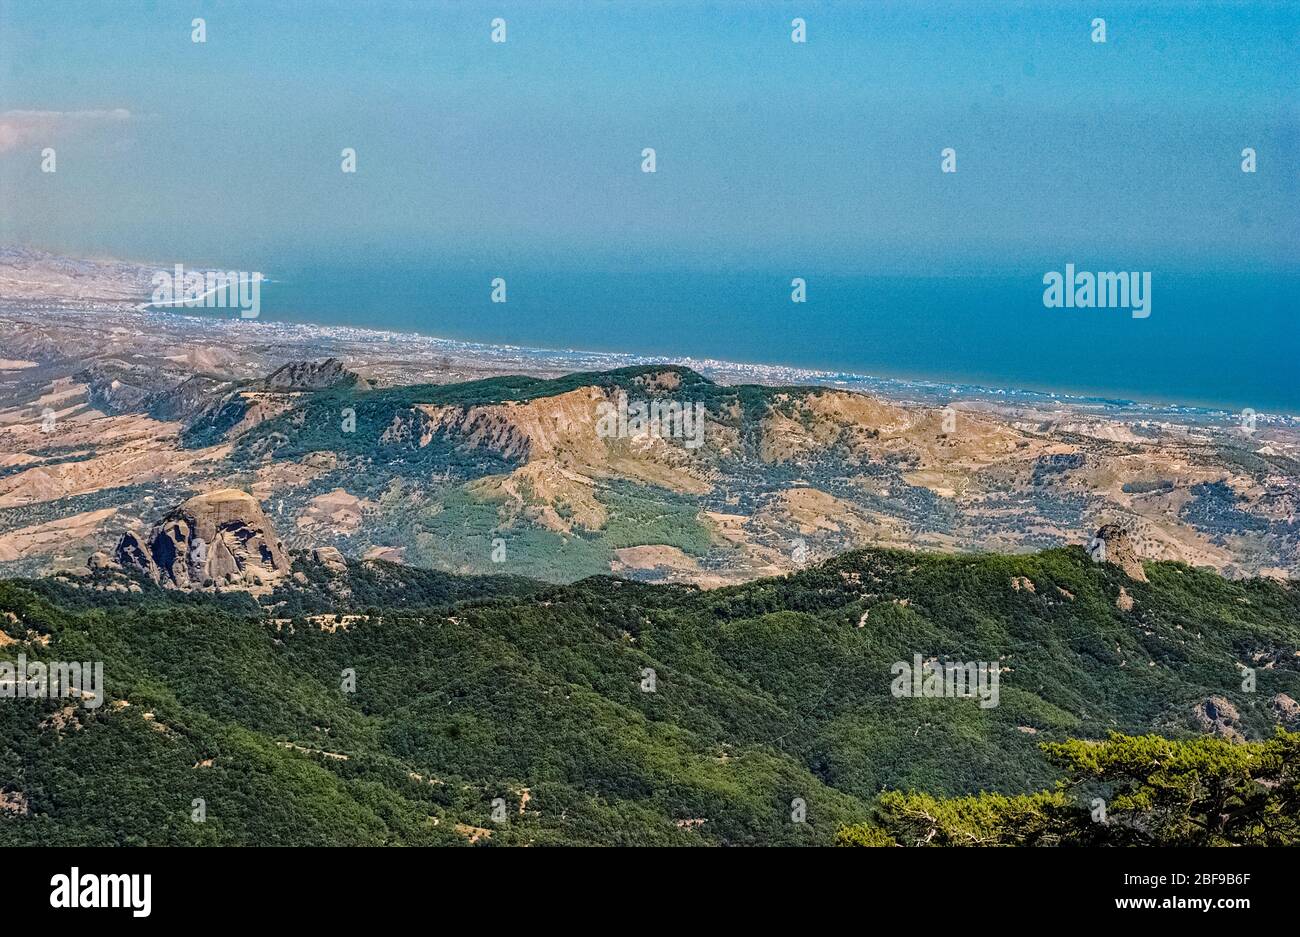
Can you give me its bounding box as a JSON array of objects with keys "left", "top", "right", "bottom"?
[
  {"left": 259, "top": 358, "right": 358, "bottom": 392},
  {"left": 113, "top": 489, "right": 290, "bottom": 593},
  {"left": 3, "top": 297, "right": 1300, "bottom": 587},
  {"left": 201, "top": 362, "right": 1300, "bottom": 584},
  {"left": 1, "top": 524, "right": 1296, "bottom": 845}
]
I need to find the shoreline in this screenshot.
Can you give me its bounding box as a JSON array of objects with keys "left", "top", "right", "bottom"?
[
  {"left": 160, "top": 306, "right": 1299, "bottom": 423},
  {"left": 2, "top": 297, "right": 1293, "bottom": 425},
  {"left": 0, "top": 248, "right": 1292, "bottom": 419}
]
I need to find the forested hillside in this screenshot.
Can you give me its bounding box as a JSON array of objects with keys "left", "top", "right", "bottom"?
[{"left": 1, "top": 543, "right": 1297, "bottom": 845}]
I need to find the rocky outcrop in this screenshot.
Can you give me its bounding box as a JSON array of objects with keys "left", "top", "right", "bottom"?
[
  {"left": 1192, "top": 696, "right": 1243, "bottom": 741},
  {"left": 1091, "top": 524, "right": 1148, "bottom": 582},
  {"left": 310, "top": 545, "right": 348, "bottom": 576},
  {"left": 0, "top": 789, "right": 30, "bottom": 817},
  {"left": 76, "top": 361, "right": 175, "bottom": 414},
  {"left": 145, "top": 373, "right": 234, "bottom": 422},
  {"left": 86, "top": 551, "right": 116, "bottom": 571},
  {"left": 1270, "top": 693, "right": 1300, "bottom": 726},
  {"left": 307, "top": 545, "right": 353, "bottom": 598},
  {"left": 177, "top": 360, "right": 357, "bottom": 447},
  {"left": 114, "top": 489, "right": 289, "bottom": 591},
  {"left": 259, "top": 358, "right": 357, "bottom": 392}
]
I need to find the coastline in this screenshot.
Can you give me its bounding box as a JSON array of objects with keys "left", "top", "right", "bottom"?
[
  {"left": 1, "top": 248, "right": 1292, "bottom": 420},
  {"left": 2, "top": 297, "right": 1292, "bottom": 426},
  {"left": 133, "top": 307, "right": 1300, "bottom": 424}
]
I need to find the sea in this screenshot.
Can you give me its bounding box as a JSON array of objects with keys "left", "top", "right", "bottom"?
[{"left": 221, "top": 260, "right": 1299, "bottom": 415}]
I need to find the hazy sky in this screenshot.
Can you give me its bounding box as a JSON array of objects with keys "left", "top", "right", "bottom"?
[{"left": 1, "top": 0, "right": 1296, "bottom": 275}]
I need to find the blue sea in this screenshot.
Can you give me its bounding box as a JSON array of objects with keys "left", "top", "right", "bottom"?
[{"left": 243, "top": 260, "right": 1298, "bottom": 414}]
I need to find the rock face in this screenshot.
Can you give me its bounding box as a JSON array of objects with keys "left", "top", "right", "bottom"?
[
  {"left": 311, "top": 545, "right": 348, "bottom": 576},
  {"left": 76, "top": 361, "right": 171, "bottom": 414},
  {"left": 1270, "top": 693, "right": 1300, "bottom": 726},
  {"left": 260, "top": 358, "right": 356, "bottom": 392},
  {"left": 1192, "top": 696, "right": 1243, "bottom": 741},
  {"left": 145, "top": 373, "right": 233, "bottom": 422},
  {"left": 1092, "top": 524, "right": 1148, "bottom": 582},
  {"left": 86, "top": 551, "right": 116, "bottom": 571},
  {"left": 308, "top": 545, "right": 353, "bottom": 599},
  {"left": 115, "top": 489, "right": 289, "bottom": 590}
]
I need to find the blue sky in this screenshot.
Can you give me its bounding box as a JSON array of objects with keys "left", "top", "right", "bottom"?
[{"left": 1, "top": 0, "right": 1296, "bottom": 274}]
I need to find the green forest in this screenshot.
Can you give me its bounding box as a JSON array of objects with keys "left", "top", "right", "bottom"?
[{"left": 1, "top": 542, "right": 1297, "bottom": 846}]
